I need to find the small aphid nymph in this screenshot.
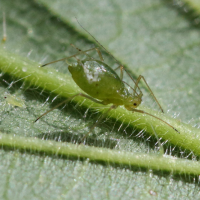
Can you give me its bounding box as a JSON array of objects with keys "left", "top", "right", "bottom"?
[
  {"left": 4, "top": 94, "right": 25, "bottom": 108},
  {"left": 35, "top": 20, "right": 179, "bottom": 138}
]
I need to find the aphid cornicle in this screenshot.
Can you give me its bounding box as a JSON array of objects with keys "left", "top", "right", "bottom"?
[{"left": 35, "top": 21, "right": 179, "bottom": 137}]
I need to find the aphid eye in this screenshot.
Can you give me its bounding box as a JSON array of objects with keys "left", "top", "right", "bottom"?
[{"left": 133, "top": 103, "right": 137, "bottom": 106}]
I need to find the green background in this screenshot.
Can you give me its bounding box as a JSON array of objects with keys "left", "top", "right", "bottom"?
[{"left": 0, "top": 0, "right": 200, "bottom": 199}]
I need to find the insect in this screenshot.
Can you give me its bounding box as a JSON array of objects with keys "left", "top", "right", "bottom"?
[
  {"left": 4, "top": 93, "right": 25, "bottom": 108},
  {"left": 35, "top": 21, "right": 179, "bottom": 139}
]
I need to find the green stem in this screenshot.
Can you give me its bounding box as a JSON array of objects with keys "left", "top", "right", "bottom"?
[
  {"left": 0, "top": 49, "right": 200, "bottom": 156},
  {"left": 0, "top": 131, "right": 200, "bottom": 175}
]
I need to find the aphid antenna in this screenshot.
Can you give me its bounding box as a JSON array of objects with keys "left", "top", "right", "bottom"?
[
  {"left": 131, "top": 108, "right": 179, "bottom": 133},
  {"left": 76, "top": 18, "right": 121, "bottom": 65}
]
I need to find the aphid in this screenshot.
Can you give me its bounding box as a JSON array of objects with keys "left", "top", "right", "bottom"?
[
  {"left": 35, "top": 21, "right": 179, "bottom": 138},
  {"left": 4, "top": 93, "right": 25, "bottom": 108}
]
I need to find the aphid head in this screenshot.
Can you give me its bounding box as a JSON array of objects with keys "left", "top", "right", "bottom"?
[{"left": 124, "top": 96, "right": 142, "bottom": 111}]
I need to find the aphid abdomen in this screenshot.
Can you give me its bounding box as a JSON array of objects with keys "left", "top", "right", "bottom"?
[{"left": 68, "top": 59, "right": 128, "bottom": 105}]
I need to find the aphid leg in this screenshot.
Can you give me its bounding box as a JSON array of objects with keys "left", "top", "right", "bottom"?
[
  {"left": 131, "top": 108, "right": 179, "bottom": 133},
  {"left": 80, "top": 104, "right": 118, "bottom": 143},
  {"left": 114, "top": 65, "right": 125, "bottom": 80},
  {"left": 1, "top": 12, "right": 6, "bottom": 44},
  {"left": 134, "top": 75, "right": 164, "bottom": 113},
  {"left": 73, "top": 55, "right": 85, "bottom": 69},
  {"left": 70, "top": 44, "right": 93, "bottom": 60},
  {"left": 34, "top": 93, "right": 105, "bottom": 122},
  {"left": 95, "top": 47, "right": 104, "bottom": 61},
  {"left": 114, "top": 65, "right": 140, "bottom": 95},
  {"left": 41, "top": 47, "right": 104, "bottom": 67},
  {"left": 114, "top": 65, "right": 164, "bottom": 113},
  {"left": 70, "top": 44, "right": 104, "bottom": 61},
  {"left": 119, "top": 66, "right": 124, "bottom": 80}
]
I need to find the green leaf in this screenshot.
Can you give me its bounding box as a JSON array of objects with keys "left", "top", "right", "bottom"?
[{"left": 0, "top": 0, "right": 200, "bottom": 199}]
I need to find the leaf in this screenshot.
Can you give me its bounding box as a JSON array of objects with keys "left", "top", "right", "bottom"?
[{"left": 0, "top": 0, "right": 200, "bottom": 199}]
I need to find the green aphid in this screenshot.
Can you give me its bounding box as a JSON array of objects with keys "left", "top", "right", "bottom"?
[
  {"left": 4, "top": 94, "right": 25, "bottom": 108},
  {"left": 35, "top": 22, "right": 179, "bottom": 140}
]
